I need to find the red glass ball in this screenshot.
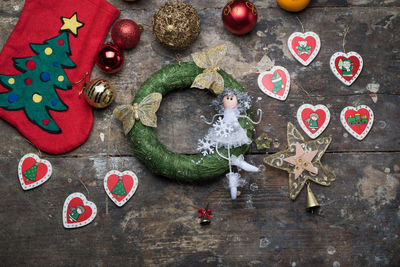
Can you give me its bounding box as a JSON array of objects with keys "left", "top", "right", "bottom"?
[
  {"left": 222, "top": 0, "right": 258, "bottom": 35},
  {"left": 96, "top": 43, "right": 124, "bottom": 73},
  {"left": 111, "top": 19, "right": 141, "bottom": 50}
]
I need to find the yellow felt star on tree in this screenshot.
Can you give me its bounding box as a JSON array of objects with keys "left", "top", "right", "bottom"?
[
  {"left": 60, "top": 13, "right": 84, "bottom": 36},
  {"left": 264, "top": 122, "right": 335, "bottom": 200}
]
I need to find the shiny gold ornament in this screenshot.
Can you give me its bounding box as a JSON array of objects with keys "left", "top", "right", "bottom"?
[
  {"left": 113, "top": 93, "right": 162, "bottom": 135},
  {"left": 306, "top": 182, "right": 320, "bottom": 213},
  {"left": 80, "top": 79, "right": 115, "bottom": 108},
  {"left": 152, "top": 1, "right": 200, "bottom": 50},
  {"left": 191, "top": 43, "right": 227, "bottom": 94}
]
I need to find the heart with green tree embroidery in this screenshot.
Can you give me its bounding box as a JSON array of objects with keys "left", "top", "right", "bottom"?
[
  {"left": 104, "top": 170, "right": 139, "bottom": 207},
  {"left": 18, "top": 153, "right": 52, "bottom": 190}
]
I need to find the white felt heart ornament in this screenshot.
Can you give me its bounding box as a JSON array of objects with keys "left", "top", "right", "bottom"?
[
  {"left": 297, "top": 104, "right": 331, "bottom": 139},
  {"left": 330, "top": 51, "right": 363, "bottom": 86},
  {"left": 62, "top": 192, "right": 97, "bottom": 229},
  {"left": 257, "top": 66, "right": 290, "bottom": 101},
  {"left": 288, "top": 32, "right": 321, "bottom": 66},
  {"left": 18, "top": 153, "right": 52, "bottom": 190},
  {"left": 340, "top": 105, "right": 374, "bottom": 140},
  {"left": 104, "top": 170, "right": 139, "bottom": 207}
]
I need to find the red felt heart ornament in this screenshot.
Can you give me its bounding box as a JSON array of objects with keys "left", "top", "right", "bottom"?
[
  {"left": 330, "top": 52, "right": 363, "bottom": 86},
  {"left": 62, "top": 192, "right": 97, "bottom": 229},
  {"left": 340, "top": 105, "right": 374, "bottom": 140},
  {"left": 257, "top": 66, "right": 290, "bottom": 101},
  {"left": 18, "top": 153, "right": 52, "bottom": 190},
  {"left": 297, "top": 104, "right": 331, "bottom": 139},
  {"left": 104, "top": 170, "right": 138, "bottom": 207},
  {"left": 288, "top": 32, "right": 321, "bottom": 66}
]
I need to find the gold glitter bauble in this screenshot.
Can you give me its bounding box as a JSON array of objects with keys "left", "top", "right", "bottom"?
[
  {"left": 83, "top": 79, "right": 115, "bottom": 108},
  {"left": 152, "top": 1, "right": 200, "bottom": 50}
]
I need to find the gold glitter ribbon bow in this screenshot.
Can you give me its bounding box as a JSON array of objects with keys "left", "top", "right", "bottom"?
[
  {"left": 191, "top": 43, "right": 227, "bottom": 94},
  {"left": 113, "top": 93, "right": 162, "bottom": 135}
]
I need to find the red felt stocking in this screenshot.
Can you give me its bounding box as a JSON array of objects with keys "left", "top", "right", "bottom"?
[{"left": 0, "top": 0, "right": 119, "bottom": 154}]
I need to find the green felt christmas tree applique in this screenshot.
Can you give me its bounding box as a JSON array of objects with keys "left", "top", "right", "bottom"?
[
  {"left": 23, "top": 162, "right": 39, "bottom": 182},
  {"left": 112, "top": 176, "right": 127, "bottom": 199},
  {"left": 0, "top": 13, "right": 84, "bottom": 133}
]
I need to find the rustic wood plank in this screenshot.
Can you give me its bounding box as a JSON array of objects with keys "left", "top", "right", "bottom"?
[{"left": 0, "top": 153, "right": 399, "bottom": 266}]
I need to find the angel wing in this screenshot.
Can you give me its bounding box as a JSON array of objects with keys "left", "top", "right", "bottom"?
[{"left": 137, "top": 93, "right": 162, "bottom": 127}]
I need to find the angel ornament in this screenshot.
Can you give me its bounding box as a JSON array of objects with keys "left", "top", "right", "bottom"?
[{"left": 198, "top": 88, "right": 262, "bottom": 199}]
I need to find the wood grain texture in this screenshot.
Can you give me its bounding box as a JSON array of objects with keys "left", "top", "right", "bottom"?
[{"left": 0, "top": 0, "right": 399, "bottom": 266}]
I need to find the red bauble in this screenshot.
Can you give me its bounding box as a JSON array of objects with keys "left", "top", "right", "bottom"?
[
  {"left": 222, "top": 0, "right": 258, "bottom": 35},
  {"left": 111, "top": 19, "right": 141, "bottom": 50},
  {"left": 96, "top": 43, "right": 124, "bottom": 73}
]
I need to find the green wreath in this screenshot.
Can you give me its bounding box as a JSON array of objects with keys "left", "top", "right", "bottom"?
[{"left": 128, "top": 61, "right": 253, "bottom": 182}]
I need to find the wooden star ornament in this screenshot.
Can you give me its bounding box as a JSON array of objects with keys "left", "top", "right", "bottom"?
[{"left": 264, "top": 122, "right": 335, "bottom": 200}]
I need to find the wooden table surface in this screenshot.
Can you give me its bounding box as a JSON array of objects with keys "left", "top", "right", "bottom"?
[{"left": 1, "top": 0, "right": 399, "bottom": 266}]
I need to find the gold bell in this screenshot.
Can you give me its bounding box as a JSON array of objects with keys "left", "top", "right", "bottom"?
[
  {"left": 198, "top": 203, "right": 211, "bottom": 225},
  {"left": 200, "top": 217, "right": 211, "bottom": 225},
  {"left": 306, "top": 182, "right": 320, "bottom": 213}
]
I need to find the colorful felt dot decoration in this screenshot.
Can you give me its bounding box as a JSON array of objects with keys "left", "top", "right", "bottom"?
[
  {"left": 8, "top": 78, "right": 15, "bottom": 85},
  {"left": 26, "top": 60, "right": 36, "bottom": 70},
  {"left": 32, "top": 93, "right": 42, "bottom": 103},
  {"left": 8, "top": 94, "right": 17, "bottom": 103},
  {"left": 24, "top": 78, "right": 32, "bottom": 85},
  {"left": 40, "top": 72, "right": 50, "bottom": 82},
  {"left": 44, "top": 47, "right": 53, "bottom": 55},
  {"left": 57, "top": 75, "right": 64, "bottom": 82}
]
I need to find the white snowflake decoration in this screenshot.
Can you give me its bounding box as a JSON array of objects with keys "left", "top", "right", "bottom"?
[
  {"left": 197, "top": 137, "right": 215, "bottom": 156},
  {"left": 213, "top": 117, "right": 233, "bottom": 138}
]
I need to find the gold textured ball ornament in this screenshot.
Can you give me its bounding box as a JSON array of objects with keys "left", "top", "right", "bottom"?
[
  {"left": 82, "top": 79, "right": 115, "bottom": 108},
  {"left": 152, "top": 1, "right": 200, "bottom": 50}
]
